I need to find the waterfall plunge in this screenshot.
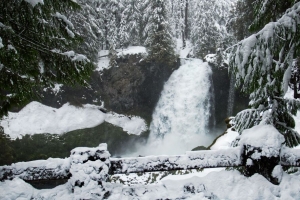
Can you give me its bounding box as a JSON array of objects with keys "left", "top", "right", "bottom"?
[{"left": 143, "top": 59, "right": 215, "bottom": 155}]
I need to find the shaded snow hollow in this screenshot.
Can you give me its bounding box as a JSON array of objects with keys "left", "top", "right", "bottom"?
[{"left": 0, "top": 101, "right": 147, "bottom": 139}]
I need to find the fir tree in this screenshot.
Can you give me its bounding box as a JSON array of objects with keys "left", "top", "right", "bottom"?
[
  {"left": 69, "top": 0, "right": 103, "bottom": 62},
  {"left": 120, "top": 0, "right": 148, "bottom": 46},
  {"left": 145, "top": 0, "right": 177, "bottom": 66},
  {"left": 228, "top": 0, "right": 255, "bottom": 41},
  {"left": 190, "top": 0, "right": 234, "bottom": 59},
  {"left": 229, "top": 2, "right": 300, "bottom": 147},
  {"left": 0, "top": 0, "right": 93, "bottom": 118}
]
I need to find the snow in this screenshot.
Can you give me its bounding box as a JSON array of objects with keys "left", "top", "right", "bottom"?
[
  {"left": 272, "top": 165, "right": 284, "bottom": 183},
  {"left": 96, "top": 50, "right": 110, "bottom": 71},
  {"left": 43, "top": 83, "right": 63, "bottom": 95},
  {"left": 105, "top": 113, "right": 147, "bottom": 136},
  {"left": 24, "top": 0, "right": 44, "bottom": 7},
  {"left": 2, "top": 168, "right": 300, "bottom": 199},
  {"left": 0, "top": 101, "right": 147, "bottom": 139},
  {"left": 0, "top": 36, "right": 3, "bottom": 49},
  {"left": 176, "top": 39, "right": 193, "bottom": 58},
  {"left": 0, "top": 158, "right": 70, "bottom": 181},
  {"left": 111, "top": 147, "right": 242, "bottom": 174},
  {"left": 210, "top": 129, "right": 239, "bottom": 150},
  {"left": 117, "top": 46, "right": 147, "bottom": 58},
  {"left": 69, "top": 143, "right": 111, "bottom": 199},
  {"left": 239, "top": 125, "right": 285, "bottom": 158},
  {"left": 62, "top": 51, "right": 89, "bottom": 63},
  {"left": 96, "top": 46, "right": 148, "bottom": 71},
  {"left": 54, "top": 12, "right": 74, "bottom": 29}
]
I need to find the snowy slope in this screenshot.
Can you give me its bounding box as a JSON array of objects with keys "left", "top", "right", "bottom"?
[{"left": 0, "top": 101, "right": 147, "bottom": 139}]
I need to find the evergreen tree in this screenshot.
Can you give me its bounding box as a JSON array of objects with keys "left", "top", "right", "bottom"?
[
  {"left": 168, "top": 0, "right": 189, "bottom": 47},
  {"left": 69, "top": 0, "right": 104, "bottom": 63},
  {"left": 190, "top": 0, "right": 234, "bottom": 59},
  {"left": 108, "top": 14, "right": 118, "bottom": 68},
  {"left": 229, "top": 0, "right": 255, "bottom": 41},
  {"left": 145, "top": 0, "right": 177, "bottom": 66},
  {"left": 0, "top": 126, "right": 14, "bottom": 165},
  {"left": 0, "top": 0, "right": 93, "bottom": 118},
  {"left": 120, "top": 0, "right": 148, "bottom": 46},
  {"left": 229, "top": 2, "right": 300, "bottom": 147},
  {"left": 250, "top": 0, "right": 300, "bottom": 32}
]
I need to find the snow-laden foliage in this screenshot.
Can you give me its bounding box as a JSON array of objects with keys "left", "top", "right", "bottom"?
[
  {"left": 190, "top": 0, "right": 235, "bottom": 58},
  {"left": 144, "top": 0, "right": 177, "bottom": 66},
  {"left": 250, "top": 0, "right": 300, "bottom": 32},
  {"left": 0, "top": 0, "right": 93, "bottom": 118},
  {"left": 68, "top": 0, "right": 104, "bottom": 63},
  {"left": 229, "top": 2, "right": 300, "bottom": 147}
]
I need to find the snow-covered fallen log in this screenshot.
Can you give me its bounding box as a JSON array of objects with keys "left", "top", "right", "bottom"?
[
  {"left": 281, "top": 147, "right": 300, "bottom": 166},
  {"left": 0, "top": 158, "right": 70, "bottom": 181},
  {"left": 110, "top": 147, "right": 243, "bottom": 174}
]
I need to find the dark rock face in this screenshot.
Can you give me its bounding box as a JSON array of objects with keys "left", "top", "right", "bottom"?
[
  {"left": 210, "top": 65, "right": 249, "bottom": 129},
  {"left": 40, "top": 54, "right": 179, "bottom": 123}
]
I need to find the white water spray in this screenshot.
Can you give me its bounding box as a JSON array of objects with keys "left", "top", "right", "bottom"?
[{"left": 143, "top": 59, "right": 214, "bottom": 155}]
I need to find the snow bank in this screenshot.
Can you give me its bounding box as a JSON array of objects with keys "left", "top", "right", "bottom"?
[
  {"left": 0, "top": 101, "right": 147, "bottom": 139},
  {"left": 176, "top": 39, "right": 193, "bottom": 58},
  {"left": 96, "top": 46, "right": 147, "bottom": 71},
  {"left": 210, "top": 129, "right": 239, "bottom": 150},
  {"left": 105, "top": 113, "right": 147, "bottom": 136},
  {"left": 117, "top": 46, "right": 147, "bottom": 58},
  {"left": 239, "top": 125, "right": 284, "bottom": 158},
  {"left": 2, "top": 169, "right": 300, "bottom": 199}
]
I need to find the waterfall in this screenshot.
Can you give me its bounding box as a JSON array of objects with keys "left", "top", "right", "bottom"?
[
  {"left": 227, "top": 72, "right": 235, "bottom": 117},
  {"left": 143, "top": 59, "right": 215, "bottom": 155}
]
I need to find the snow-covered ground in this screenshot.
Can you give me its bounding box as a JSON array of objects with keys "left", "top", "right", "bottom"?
[
  {"left": 0, "top": 101, "right": 147, "bottom": 139},
  {"left": 1, "top": 165, "right": 300, "bottom": 199},
  {"left": 96, "top": 46, "right": 147, "bottom": 71},
  {"left": 176, "top": 39, "right": 193, "bottom": 58}
]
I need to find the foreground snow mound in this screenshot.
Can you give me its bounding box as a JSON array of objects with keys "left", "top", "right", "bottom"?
[
  {"left": 239, "top": 125, "right": 285, "bottom": 158},
  {"left": 2, "top": 169, "right": 300, "bottom": 199},
  {"left": 0, "top": 101, "right": 147, "bottom": 139}
]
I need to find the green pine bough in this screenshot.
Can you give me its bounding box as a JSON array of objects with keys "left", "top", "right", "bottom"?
[{"left": 0, "top": 0, "right": 93, "bottom": 118}]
